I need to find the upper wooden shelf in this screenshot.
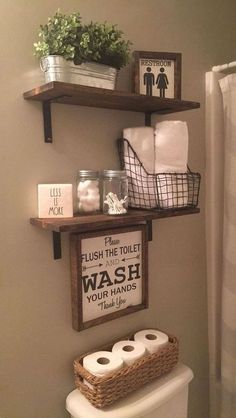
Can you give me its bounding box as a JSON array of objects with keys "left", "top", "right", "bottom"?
[
  {"left": 24, "top": 81, "right": 200, "bottom": 114},
  {"left": 23, "top": 82, "right": 200, "bottom": 143}
]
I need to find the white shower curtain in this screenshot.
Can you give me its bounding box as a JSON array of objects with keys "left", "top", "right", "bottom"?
[{"left": 206, "top": 71, "right": 236, "bottom": 418}]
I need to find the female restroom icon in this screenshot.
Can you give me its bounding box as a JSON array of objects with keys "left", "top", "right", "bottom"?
[{"left": 156, "top": 67, "right": 169, "bottom": 98}]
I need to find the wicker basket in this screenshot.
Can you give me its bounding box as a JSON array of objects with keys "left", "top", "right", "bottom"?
[
  {"left": 73, "top": 330, "right": 179, "bottom": 408},
  {"left": 118, "top": 138, "right": 201, "bottom": 211}
]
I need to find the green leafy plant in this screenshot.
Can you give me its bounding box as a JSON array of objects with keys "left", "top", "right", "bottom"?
[
  {"left": 34, "top": 10, "right": 82, "bottom": 60},
  {"left": 34, "top": 11, "right": 132, "bottom": 69},
  {"left": 74, "top": 22, "right": 132, "bottom": 69}
]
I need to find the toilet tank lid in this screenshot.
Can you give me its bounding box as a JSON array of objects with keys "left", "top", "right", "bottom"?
[{"left": 66, "top": 363, "right": 194, "bottom": 418}]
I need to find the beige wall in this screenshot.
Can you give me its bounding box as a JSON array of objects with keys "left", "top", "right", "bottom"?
[{"left": 0, "top": 1, "right": 235, "bottom": 417}]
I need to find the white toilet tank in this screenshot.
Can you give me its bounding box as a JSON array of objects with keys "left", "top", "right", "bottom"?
[{"left": 66, "top": 363, "right": 193, "bottom": 418}]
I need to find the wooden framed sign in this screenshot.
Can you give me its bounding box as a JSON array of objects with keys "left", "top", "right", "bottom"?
[
  {"left": 134, "top": 51, "right": 182, "bottom": 99},
  {"left": 70, "top": 225, "right": 148, "bottom": 331}
]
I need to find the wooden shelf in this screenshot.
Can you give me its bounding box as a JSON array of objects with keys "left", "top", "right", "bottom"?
[
  {"left": 30, "top": 207, "right": 200, "bottom": 259},
  {"left": 24, "top": 81, "right": 200, "bottom": 113},
  {"left": 30, "top": 207, "right": 200, "bottom": 232},
  {"left": 26, "top": 82, "right": 201, "bottom": 260},
  {"left": 23, "top": 82, "right": 200, "bottom": 143}
]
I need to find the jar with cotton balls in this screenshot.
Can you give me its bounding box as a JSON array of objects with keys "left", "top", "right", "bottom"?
[{"left": 76, "top": 170, "right": 101, "bottom": 214}]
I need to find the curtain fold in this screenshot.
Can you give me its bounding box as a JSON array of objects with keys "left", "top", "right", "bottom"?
[{"left": 206, "top": 72, "right": 236, "bottom": 418}]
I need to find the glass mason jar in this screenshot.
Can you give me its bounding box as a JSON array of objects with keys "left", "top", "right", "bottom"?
[
  {"left": 102, "top": 170, "right": 128, "bottom": 215},
  {"left": 76, "top": 170, "right": 100, "bottom": 214}
]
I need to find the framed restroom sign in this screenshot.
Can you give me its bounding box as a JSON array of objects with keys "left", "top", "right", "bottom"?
[
  {"left": 70, "top": 225, "right": 148, "bottom": 331},
  {"left": 134, "top": 51, "right": 182, "bottom": 99}
]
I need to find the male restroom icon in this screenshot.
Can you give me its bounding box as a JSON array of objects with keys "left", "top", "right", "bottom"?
[{"left": 143, "top": 67, "right": 155, "bottom": 96}]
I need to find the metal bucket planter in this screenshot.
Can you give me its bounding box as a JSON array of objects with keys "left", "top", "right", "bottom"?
[{"left": 40, "top": 55, "right": 118, "bottom": 90}]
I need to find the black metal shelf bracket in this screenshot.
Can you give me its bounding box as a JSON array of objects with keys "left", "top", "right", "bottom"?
[
  {"left": 147, "top": 220, "right": 153, "bottom": 241},
  {"left": 41, "top": 95, "right": 73, "bottom": 143},
  {"left": 42, "top": 100, "right": 53, "bottom": 143},
  {"left": 42, "top": 102, "right": 152, "bottom": 142},
  {"left": 51, "top": 221, "right": 152, "bottom": 259},
  {"left": 145, "top": 112, "right": 152, "bottom": 126},
  {"left": 52, "top": 231, "right": 62, "bottom": 260}
]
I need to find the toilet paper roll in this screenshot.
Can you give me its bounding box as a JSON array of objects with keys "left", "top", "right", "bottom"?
[
  {"left": 134, "top": 329, "right": 169, "bottom": 354},
  {"left": 112, "top": 340, "right": 146, "bottom": 366},
  {"left": 83, "top": 350, "right": 124, "bottom": 377}
]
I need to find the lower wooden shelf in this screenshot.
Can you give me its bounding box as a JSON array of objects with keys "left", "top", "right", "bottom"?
[
  {"left": 30, "top": 207, "right": 200, "bottom": 260},
  {"left": 30, "top": 207, "right": 200, "bottom": 232}
]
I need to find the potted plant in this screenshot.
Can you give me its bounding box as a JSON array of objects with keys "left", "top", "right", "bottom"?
[{"left": 34, "top": 10, "right": 131, "bottom": 89}]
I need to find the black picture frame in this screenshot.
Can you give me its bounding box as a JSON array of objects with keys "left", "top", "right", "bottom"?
[{"left": 134, "top": 51, "right": 182, "bottom": 99}]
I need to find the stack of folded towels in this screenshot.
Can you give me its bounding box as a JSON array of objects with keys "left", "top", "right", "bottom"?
[{"left": 123, "top": 121, "right": 189, "bottom": 208}]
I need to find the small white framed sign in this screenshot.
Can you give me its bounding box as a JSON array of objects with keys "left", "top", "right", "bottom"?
[
  {"left": 38, "top": 184, "right": 73, "bottom": 218},
  {"left": 70, "top": 225, "right": 148, "bottom": 331}
]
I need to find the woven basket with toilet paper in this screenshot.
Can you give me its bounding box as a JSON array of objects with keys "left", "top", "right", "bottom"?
[
  {"left": 118, "top": 122, "right": 201, "bottom": 210},
  {"left": 73, "top": 329, "right": 179, "bottom": 408}
]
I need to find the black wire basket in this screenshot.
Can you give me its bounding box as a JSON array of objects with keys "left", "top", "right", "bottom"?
[{"left": 118, "top": 138, "right": 201, "bottom": 211}]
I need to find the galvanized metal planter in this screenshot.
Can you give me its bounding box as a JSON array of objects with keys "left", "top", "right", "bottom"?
[{"left": 40, "top": 55, "right": 118, "bottom": 90}]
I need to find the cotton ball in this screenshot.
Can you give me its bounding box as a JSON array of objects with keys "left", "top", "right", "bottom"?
[
  {"left": 78, "top": 180, "right": 100, "bottom": 196},
  {"left": 87, "top": 195, "right": 100, "bottom": 208},
  {"left": 80, "top": 201, "right": 97, "bottom": 213},
  {"left": 87, "top": 189, "right": 100, "bottom": 198},
  {"left": 93, "top": 200, "right": 101, "bottom": 211},
  {"left": 78, "top": 202, "right": 84, "bottom": 211},
  {"left": 78, "top": 200, "right": 90, "bottom": 212},
  {"left": 77, "top": 182, "right": 89, "bottom": 196},
  {"left": 78, "top": 194, "right": 100, "bottom": 212},
  {"left": 77, "top": 181, "right": 86, "bottom": 192},
  {"left": 87, "top": 185, "right": 99, "bottom": 195},
  {"left": 82, "top": 180, "right": 94, "bottom": 188},
  {"left": 84, "top": 195, "right": 94, "bottom": 204},
  {"left": 77, "top": 189, "right": 88, "bottom": 199},
  {"left": 80, "top": 195, "right": 96, "bottom": 204},
  {"left": 87, "top": 188, "right": 100, "bottom": 199},
  {"left": 79, "top": 195, "right": 90, "bottom": 204},
  {"left": 88, "top": 180, "right": 99, "bottom": 188},
  {"left": 91, "top": 199, "right": 100, "bottom": 211},
  {"left": 77, "top": 178, "right": 101, "bottom": 213},
  {"left": 86, "top": 194, "right": 100, "bottom": 208}
]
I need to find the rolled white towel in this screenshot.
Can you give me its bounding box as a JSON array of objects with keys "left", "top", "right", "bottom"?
[
  {"left": 154, "top": 121, "right": 189, "bottom": 208},
  {"left": 154, "top": 121, "right": 188, "bottom": 173},
  {"left": 156, "top": 173, "right": 188, "bottom": 208},
  {"left": 123, "top": 127, "right": 155, "bottom": 173},
  {"left": 123, "top": 143, "right": 157, "bottom": 209}
]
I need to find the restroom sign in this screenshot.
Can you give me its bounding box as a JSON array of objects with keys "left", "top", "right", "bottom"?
[
  {"left": 70, "top": 225, "right": 148, "bottom": 331},
  {"left": 134, "top": 51, "right": 182, "bottom": 99}
]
